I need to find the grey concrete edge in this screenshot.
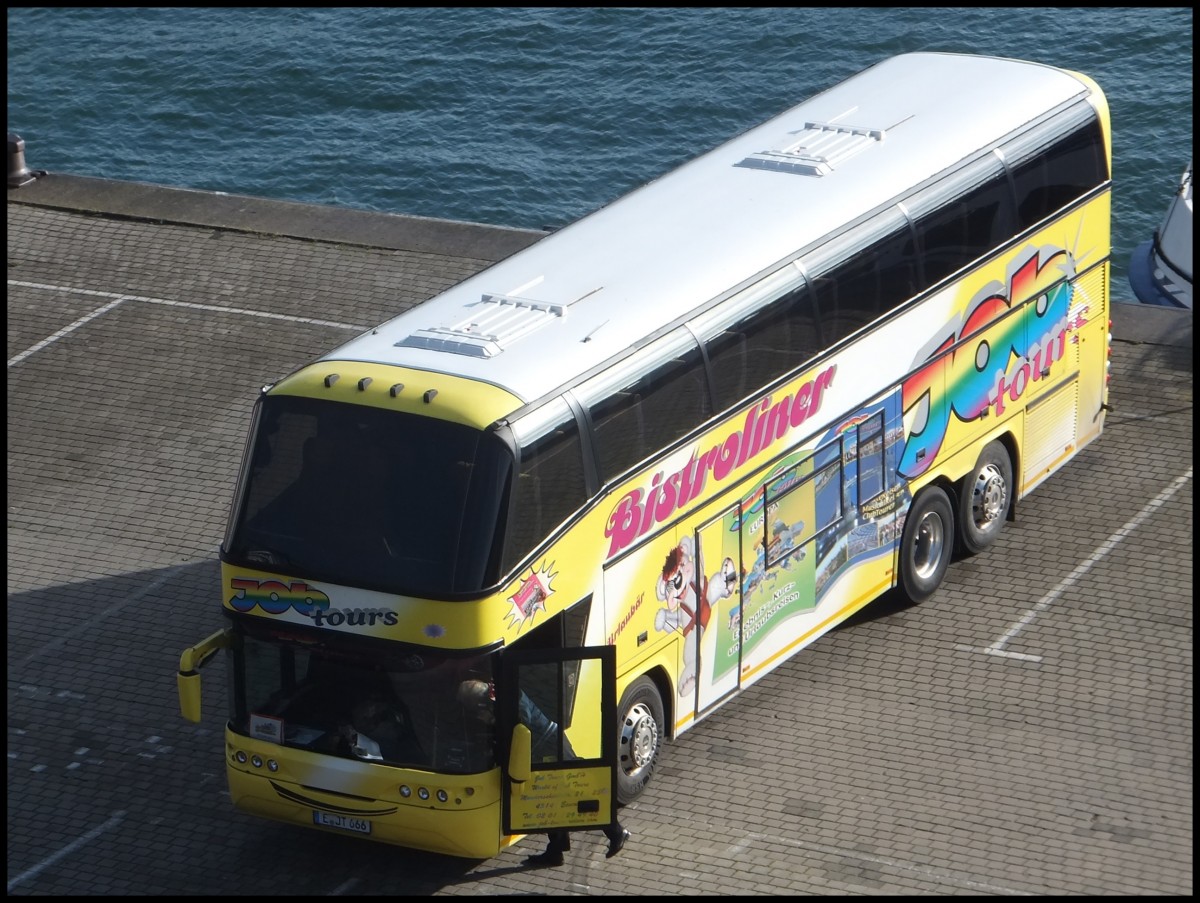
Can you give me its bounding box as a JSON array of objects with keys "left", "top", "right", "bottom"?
[
  {"left": 1109, "top": 297, "right": 1192, "bottom": 349},
  {"left": 6, "top": 171, "right": 547, "bottom": 263}
]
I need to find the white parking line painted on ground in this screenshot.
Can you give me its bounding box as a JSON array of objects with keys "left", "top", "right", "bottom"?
[
  {"left": 6, "top": 810, "right": 127, "bottom": 892},
  {"left": 959, "top": 467, "right": 1193, "bottom": 662},
  {"left": 7, "top": 279, "right": 365, "bottom": 368},
  {"left": 7, "top": 295, "right": 128, "bottom": 367}
]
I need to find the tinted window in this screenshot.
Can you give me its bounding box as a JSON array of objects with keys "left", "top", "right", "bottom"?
[
  {"left": 704, "top": 281, "right": 821, "bottom": 411},
  {"left": 226, "top": 396, "right": 513, "bottom": 596},
  {"left": 811, "top": 221, "right": 921, "bottom": 344},
  {"left": 1009, "top": 116, "right": 1107, "bottom": 232},
  {"left": 505, "top": 404, "right": 587, "bottom": 575},
  {"left": 913, "top": 169, "right": 1014, "bottom": 288},
  {"left": 585, "top": 329, "right": 710, "bottom": 481}
]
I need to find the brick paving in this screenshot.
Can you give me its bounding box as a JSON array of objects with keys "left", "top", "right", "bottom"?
[{"left": 7, "top": 174, "right": 1191, "bottom": 895}]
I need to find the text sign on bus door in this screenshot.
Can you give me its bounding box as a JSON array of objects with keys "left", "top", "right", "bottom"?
[{"left": 508, "top": 765, "right": 613, "bottom": 832}]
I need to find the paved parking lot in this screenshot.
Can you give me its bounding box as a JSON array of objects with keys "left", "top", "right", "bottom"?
[{"left": 7, "top": 174, "right": 1192, "bottom": 896}]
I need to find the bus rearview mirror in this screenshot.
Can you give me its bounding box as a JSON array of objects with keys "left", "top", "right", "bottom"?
[
  {"left": 509, "top": 723, "right": 532, "bottom": 783},
  {"left": 176, "top": 628, "right": 231, "bottom": 723}
]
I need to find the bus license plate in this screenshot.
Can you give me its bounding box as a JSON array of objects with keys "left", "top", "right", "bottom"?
[{"left": 313, "top": 810, "right": 371, "bottom": 835}]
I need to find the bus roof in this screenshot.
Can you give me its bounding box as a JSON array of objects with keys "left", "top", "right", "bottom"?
[{"left": 321, "top": 52, "right": 1096, "bottom": 417}]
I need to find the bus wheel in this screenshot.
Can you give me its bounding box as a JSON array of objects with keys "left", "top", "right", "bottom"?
[
  {"left": 616, "top": 676, "right": 664, "bottom": 805},
  {"left": 899, "top": 486, "right": 954, "bottom": 603},
  {"left": 956, "top": 441, "right": 1012, "bottom": 556}
]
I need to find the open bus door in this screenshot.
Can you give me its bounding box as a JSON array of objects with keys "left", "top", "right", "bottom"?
[{"left": 500, "top": 645, "right": 618, "bottom": 839}]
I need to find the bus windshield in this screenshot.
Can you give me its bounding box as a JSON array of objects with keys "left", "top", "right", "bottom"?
[
  {"left": 233, "top": 624, "right": 498, "bottom": 774},
  {"left": 224, "top": 395, "right": 513, "bottom": 596}
]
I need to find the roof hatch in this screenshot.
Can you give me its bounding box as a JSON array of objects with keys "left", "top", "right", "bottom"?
[
  {"left": 395, "top": 292, "right": 568, "bottom": 359},
  {"left": 737, "top": 119, "right": 888, "bottom": 176}
]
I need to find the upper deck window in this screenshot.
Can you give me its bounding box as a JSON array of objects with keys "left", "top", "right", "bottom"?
[{"left": 225, "top": 396, "right": 512, "bottom": 597}]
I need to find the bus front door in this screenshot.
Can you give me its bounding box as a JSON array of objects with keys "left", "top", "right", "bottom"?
[{"left": 500, "top": 645, "right": 618, "bottom": 840}]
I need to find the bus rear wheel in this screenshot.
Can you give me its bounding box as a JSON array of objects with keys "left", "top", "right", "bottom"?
[
  {"left": 616, "top": 676, "right": 664, "bottom": 805},
  {"left": 899, "top": 486, "right": 954, "bottom": 603},
  {"left": 956, "top": 441, "right": 1012, "bottom": 555}
]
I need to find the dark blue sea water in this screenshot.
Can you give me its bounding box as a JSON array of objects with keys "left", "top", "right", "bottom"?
[{"left": 7, "top": 7, "right": 1193, "bottom": 295}]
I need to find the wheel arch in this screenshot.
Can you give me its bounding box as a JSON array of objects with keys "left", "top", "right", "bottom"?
[
  {"left": 621, "top": 663, "right": 675, "bottom": 740},
  {"left": 954, "top": 431, "right": 1019, "bottom": 523},
  {"left": 996, "top": 431, "right": 1019, "bottom": 522}
]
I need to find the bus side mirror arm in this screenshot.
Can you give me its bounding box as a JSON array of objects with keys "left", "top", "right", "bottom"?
[
  {"left": 508, "top": 723, "right": 532, "bottom": 783},
  {"left": 177, "top": 628, "right": 232, "bottom": 723}
]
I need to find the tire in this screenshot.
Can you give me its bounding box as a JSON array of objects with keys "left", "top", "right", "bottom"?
[
  {"left": 956, "top": 440, "right": 1013, "bottom": 556},
  {"left": 616, "top": 676, "right": 664, "bottom": 805},
  {"left": 898, "top": 485, "right": 954, "bottom": 603}
]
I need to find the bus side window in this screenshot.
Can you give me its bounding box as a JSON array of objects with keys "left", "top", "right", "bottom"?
[
  {"left": 637, "top": 344, "right": 710, "bottom": 448},
  {"left": 875, "top": 227, "right": 922, "bottom": 316},
  {"left": 704, "top": 328, "right": 749, "bottom": 410},
  {"left": 1009, "top": 116, "right": 1107, "bottom": 232},
  {"left": 827, "top": 248, "right": 876, "bottom": 336},
  {"left": 706, "top": 285, "right": 815, "bottom": 410},
  {"left": 914, "top": 201, "right": 967, "bottom": 289},
  {"left": 504, "top": 410, "right": 587, "bottom": 576},
  {"left": 810, "top": 274, "right": 856, "bottom": 346},
  {"left": 587, "top": 329, "right": 710, "bottom": 482},
  {"left": 781, "top": 283, "right": 823, "bottom": 366},
  {"left": 589, "top": 389, "right": 648, "bottom": 479},
  {"left": 914, "top": 169, "right": 1012, "bottom": 289}
]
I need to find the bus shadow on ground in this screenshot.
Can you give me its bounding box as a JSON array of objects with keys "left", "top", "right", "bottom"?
[{"left": 834, "top": 584, "right": 921, "bottom": 630}]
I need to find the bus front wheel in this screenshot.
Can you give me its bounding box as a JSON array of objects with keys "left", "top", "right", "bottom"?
[
  {"left": 616, "top": 676, "right": 664, "bottom": 805},
  {"left": 956, "top": 441, "right": 1012, "bottom": 556},
  {"left": 899, "top": 486, "right": 954, "bottom": 603}
]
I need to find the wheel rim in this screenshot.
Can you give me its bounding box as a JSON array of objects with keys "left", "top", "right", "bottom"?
[
  {"left": 619, "top": 702, "right": 658, "bottom": 779},
  {"left": 971, "top": 463, "right": 1008, "bottom": 531},
  {"left": 912, "top": 507, "right": 946, "bottom": 580}
]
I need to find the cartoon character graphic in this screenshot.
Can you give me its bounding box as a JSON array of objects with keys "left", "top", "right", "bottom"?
[
  {"left": 656, "top": 536, "right": 739, "bottom": 698},
  {"left": 707, "top": 555, "right": 740, "bottom": 632},
  {"left": 655, "top": 535, "right": 702, "bottom": 697}
]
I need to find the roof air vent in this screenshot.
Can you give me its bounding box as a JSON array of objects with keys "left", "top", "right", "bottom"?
[
  {"left": 396, "top": 293, "right": 567, "bottom": 359},
  {"left": 737, "top": 120, "right": 886, "bottom": 176}
]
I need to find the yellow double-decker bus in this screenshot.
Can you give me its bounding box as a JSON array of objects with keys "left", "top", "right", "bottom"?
[{"left": 178, "top": 52, "right": 1113, "bottom": 858}]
